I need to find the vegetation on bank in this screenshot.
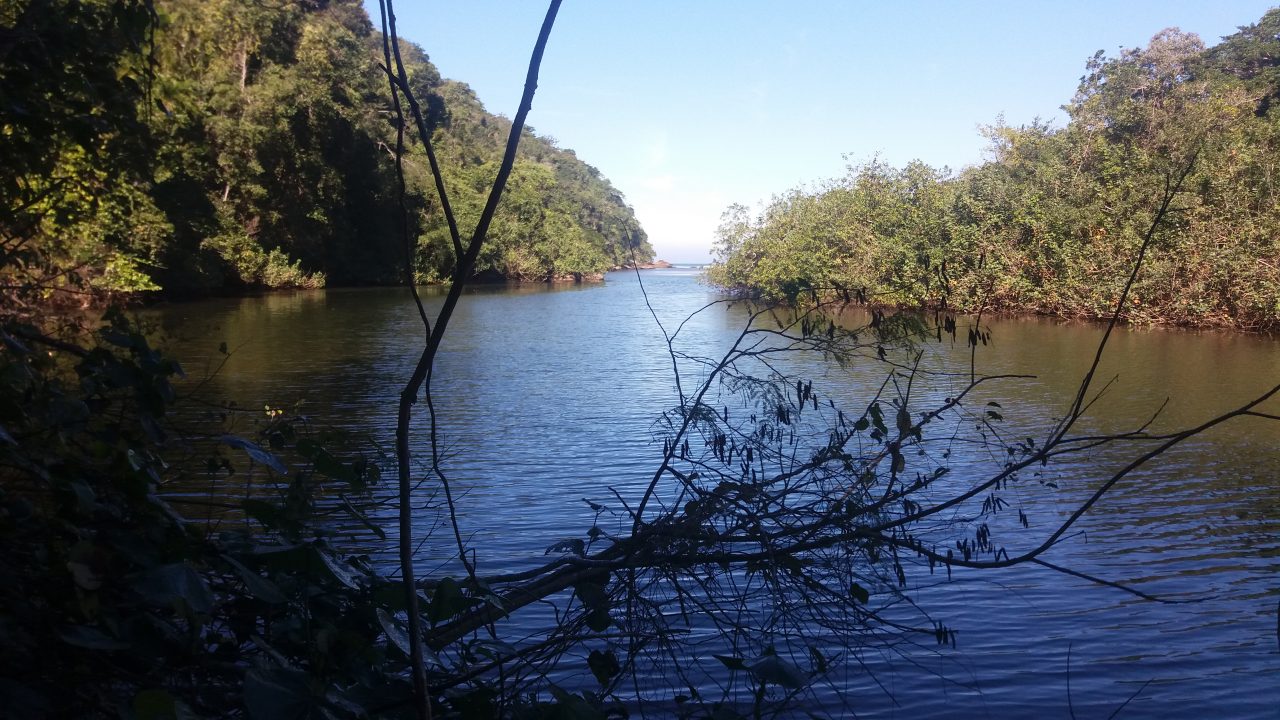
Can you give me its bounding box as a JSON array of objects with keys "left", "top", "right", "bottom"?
[
  {"left": 1, "top": 0, "right": 650, "bottom": 299},
  {"left": 709, "top": 12, "right": 1280, "bottom": 332},
  {"left": 4, "top": 3, "right": 1279, "bottom": 718}
]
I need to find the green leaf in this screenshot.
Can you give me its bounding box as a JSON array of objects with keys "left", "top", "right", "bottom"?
[
  {"left": 60, "top": 625, "right": 129, "bottom": 651},
  {"left": 588, "top": 649, "right": 620, "bottom": 685},
  {"left": 222, "top": 554, "right": 287, "bottom": 604},
  {"left": 100, "top": 328, "right": 137, "bottom": 349},
  {"left": 339, "top": 494, "right": 385, "bottom": 540},
  {"left": 67, "top": 480, "right": 97, "bottom": 514},
  {"left": 747, "top": 655, "right": 808, "bottom": 689},
  {"left": 868, "top": 402, "right": 887, "bottom": 434},
  {"left": 850, "top": 582, "right": 870, "bottom": 604},
  {"left": 242, "top": 499, "right": 283, "bottom": 528},
  {"left": 221, "top": 435, "right": 288, "bottom": 475},
  {"left": 896, "top": 406, "right": 912, "bottom": 435},
  {"left": 377, "top": 608, "right": 440, "bottom": 666},
  {"left": 546, "top": 686, "right": 605, "bottom": 720},
  {"left": 313, "top": 547, "right": 362, "bottom": 590},
  {"left": 133, "top": 563, "right": 214, "bottom": 615},
  {"left": 429, "top": 577, "right": 467, "bottom": 625},
  {"left": 574, "top": 580, "right": 608, "bottom": 609},
  {"left": 714, "top": 654, "right": 747, "bottom": 671},
  {"left": 314, "top": 451, "right": 356, "bottom": 484},
  {"left": 66, "top": 560, "right": 101, "bottom": 590},
  {"left": 376, "top": 608, "right": 412, "bottom": 656},
  {"left": 471, "top": 638, "right": 519, "bottom": 660},
  {"left": 585, "top": 605, "right": 611, "bottom": 632},
  {"left": 243, "top": 668, "right": 316, "bottom": 720},
  {"left": 546, "top": 538, "right": 585, "bottom": 556},
  {"left": 134, "top": 689, "right": 196, "bottom": 720}
]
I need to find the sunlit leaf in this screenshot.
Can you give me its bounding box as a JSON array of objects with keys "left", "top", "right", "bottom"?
[{"left": 220, "top": 435, "right": 287, "bottom": 474}]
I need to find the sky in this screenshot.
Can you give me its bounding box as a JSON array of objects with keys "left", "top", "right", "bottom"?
[{"left": 367, "top": 1, "right": 1278, "bottom": 263}]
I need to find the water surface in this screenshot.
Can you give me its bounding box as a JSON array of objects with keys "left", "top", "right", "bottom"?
[{"left": 151, "top": 270, "right": 1280, "bottom": 718}]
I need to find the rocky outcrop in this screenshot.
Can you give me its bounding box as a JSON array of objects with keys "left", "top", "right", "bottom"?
[{"left": 612, "top": 259, "right": 673, "bottom": 271}]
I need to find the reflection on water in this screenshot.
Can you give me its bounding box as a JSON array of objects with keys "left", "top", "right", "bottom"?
[{"left": 150, "top": 270, "right": 1280, "bottom": 719}]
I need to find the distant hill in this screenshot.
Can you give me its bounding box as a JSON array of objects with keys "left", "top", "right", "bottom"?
[{"left": 1, "top": 0, "right": 651, "bottom": 297}]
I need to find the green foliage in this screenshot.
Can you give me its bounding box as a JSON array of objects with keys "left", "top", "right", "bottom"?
[
  {"left": 0, "top": 311, "right": 451, "bottom": 716},
  {"left": 711, "top": 10, "right": 1280, "bottom": 331},
  {"left": 409, "top": 78, "right": 651, "bottom": 282},
  {"left": 0, "top": 308, "right": 404, "bottom": 712},
  {"left": 202, "top": 227, "right": 326, "bottom": 289},
  {"left": 0, "top": 0, "right": 163, "bottom": 305},
  {"left": 2, "top": 0, "right": 649, "bottom": 301}
]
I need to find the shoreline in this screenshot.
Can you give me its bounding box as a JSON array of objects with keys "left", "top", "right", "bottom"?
[
  {"left": 704, "top": 285, "right": 1280, "bottom": 337},
  {"left": 132, "top": 261, "right": 686, "bottom": 306}
]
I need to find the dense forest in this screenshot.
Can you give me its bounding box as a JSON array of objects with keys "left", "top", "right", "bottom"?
[
  {"left": 0, "top": 0, "right": 650, "bottom": 305},
  {"left": 709, "top": 10, "right": 1280, "bottom": 332}
]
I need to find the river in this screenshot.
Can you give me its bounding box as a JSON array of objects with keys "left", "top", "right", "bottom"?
[{"left": 149, "top": 269, "right": 1280, "bottom": 719}]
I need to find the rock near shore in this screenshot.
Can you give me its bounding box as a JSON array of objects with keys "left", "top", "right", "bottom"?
[{"left": 612, "top": 259, "right": 673, "bottom": 270}]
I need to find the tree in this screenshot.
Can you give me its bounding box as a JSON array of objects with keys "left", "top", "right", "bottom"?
[{"left": 0, "top": 0, "right": 163, "bottom": 304}]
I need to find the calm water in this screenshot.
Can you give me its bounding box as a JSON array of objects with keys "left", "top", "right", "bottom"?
[{"left": 151, "top": 270, "right": 1280, "bottom": 719}]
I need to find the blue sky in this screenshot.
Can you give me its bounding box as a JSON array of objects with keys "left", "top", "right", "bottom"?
[{"left": 368, "top": 1, "right": 1278, "bottom": 263}]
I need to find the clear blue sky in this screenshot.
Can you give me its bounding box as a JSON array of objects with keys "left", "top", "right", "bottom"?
[{"left": 367, "top": 1, "right": 1277, "bottom": 263}]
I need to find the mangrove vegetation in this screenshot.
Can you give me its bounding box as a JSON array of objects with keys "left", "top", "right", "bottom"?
[{"left": 709, "top": 11, "right": 1280, "bottom": 332}]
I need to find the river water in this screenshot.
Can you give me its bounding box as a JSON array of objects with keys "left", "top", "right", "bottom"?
[{"left": 151, "top": 269, "right": 1280, "bottom": 719}]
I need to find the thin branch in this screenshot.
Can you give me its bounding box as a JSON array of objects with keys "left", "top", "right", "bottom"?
[
  {"left": 382, "top": 4, "right": 562, "bottom": 716},
  {"left": 1052, "top": 151, "right": 1199, "bottom": 444}
]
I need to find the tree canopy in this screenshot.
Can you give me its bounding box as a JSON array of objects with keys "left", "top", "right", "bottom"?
[
  {"left": 709, "top": 11, "right": 1280, "bottom": 332},
  {"left": 0, "top": 0, "right": 651, "bottom": 300}
]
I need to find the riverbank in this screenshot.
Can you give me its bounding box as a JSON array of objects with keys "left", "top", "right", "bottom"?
[
  {"left": 704, "top": 276, "right": 1280, "bottom": 336},
  {"left": 122, "top": 262, "right": 683, "bottom": 309}
]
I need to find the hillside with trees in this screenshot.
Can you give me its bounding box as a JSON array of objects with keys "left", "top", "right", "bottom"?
[
  {"left": 1, "top": 0, "right": 650, "bottom": 302},
  {"left": 709, "top": 10, "right": 1280, "bottom": 332}
]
